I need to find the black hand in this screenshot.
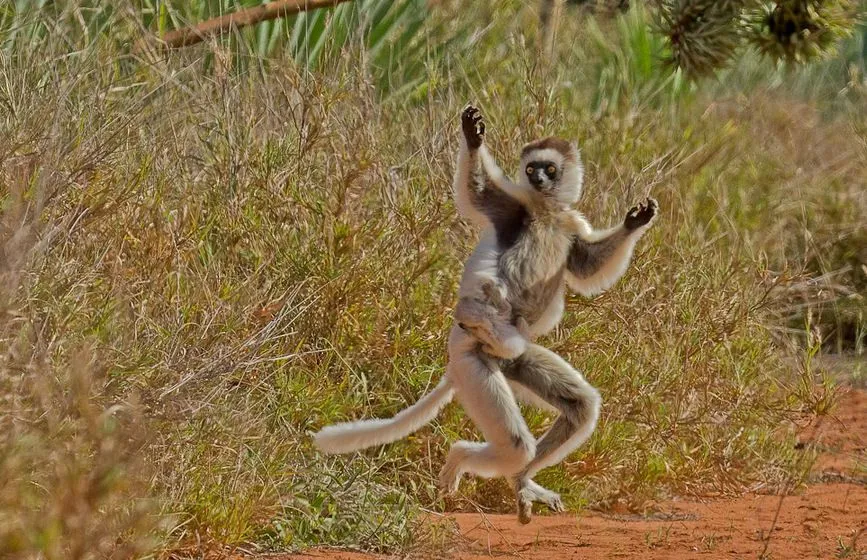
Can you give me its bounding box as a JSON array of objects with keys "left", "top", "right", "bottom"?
[
  {"left": 461, "top": 105, "right": 485, "bottom": 150},
  {"left": 624, "top": 197, "right": 658, "bottom": 230}
]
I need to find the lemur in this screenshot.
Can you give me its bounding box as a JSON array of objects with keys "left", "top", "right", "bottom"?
[
  {"left": 313, "top": 106, "right": 659, "bottom": 524},
  {"left": 453, "top": 107, "right": 592, "bottom": 360}
]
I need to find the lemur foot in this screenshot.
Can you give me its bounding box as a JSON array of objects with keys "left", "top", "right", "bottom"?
[
  {"left": 624, "top": 197, "right": 659, "bottom": 230},
  {"left": 438, "top": 467, "right": 462, "bottom": 496},
  {"left": 522, "top": 480, "right": 565, "bottom": 513},
  {"left": 480, "top": 279, "right": 510, "bottom": 315},
  {"left": 516, "top": 479, "right": 564, "bottom": 523},
  {"left": 463, "top": 322, "right": 526, "bottom": 360},
  {"left": 461, "top": 105, "right": 485, "bottom": 150},
  {"left": 438, "top": 463, "right": 464, "bottom": 497},
  {"left": 517, "top": 493, "right": 533, "bottom": 524},
  {"left": 439, "top": 442, "right": 474, "bottom": 495}
]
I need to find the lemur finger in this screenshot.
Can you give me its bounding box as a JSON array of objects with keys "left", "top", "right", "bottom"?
[
  {"left": 478, "top": 121, "right": 485, "bottom": 136},
  {"left": 463, "top": 107, "right": 479, "bottom": 124}
]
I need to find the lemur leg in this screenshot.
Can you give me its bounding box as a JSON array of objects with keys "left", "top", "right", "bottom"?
[
  {"left": 501, "top": 344, "right": 602, "bottom": 524},
  {"left": 440, "top": 327, "right": 536, "bottom": 493}
]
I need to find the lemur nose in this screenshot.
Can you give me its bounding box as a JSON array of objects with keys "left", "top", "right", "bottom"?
[{"left": 529, "top": 171, "right": 545, "bottom": 187}]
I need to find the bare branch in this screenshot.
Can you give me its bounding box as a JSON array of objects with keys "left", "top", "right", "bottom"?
[{"left": 159, "top": 0, "right": 354, "bottom": 49}]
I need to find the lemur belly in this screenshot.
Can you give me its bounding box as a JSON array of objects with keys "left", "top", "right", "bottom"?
[{"left": 498, "top": 218, "right": 571, "bottom": 326}]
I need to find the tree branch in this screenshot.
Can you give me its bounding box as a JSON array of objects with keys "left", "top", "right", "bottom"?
[{"left": 159, "top": 0, "right": 354, "bottom": 49}]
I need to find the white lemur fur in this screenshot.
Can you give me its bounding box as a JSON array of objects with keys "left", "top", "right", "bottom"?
[{"left": 313, "top": 106, "right": 659, "bottom": 524}]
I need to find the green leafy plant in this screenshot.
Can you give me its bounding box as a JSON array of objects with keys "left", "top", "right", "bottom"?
[{"left": 584, "top": 5, "right": 695, "bottom": 114}]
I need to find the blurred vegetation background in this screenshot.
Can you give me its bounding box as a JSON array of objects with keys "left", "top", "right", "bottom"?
[{"left": 0, "top": 0, "right": 864, "bottom": 558}]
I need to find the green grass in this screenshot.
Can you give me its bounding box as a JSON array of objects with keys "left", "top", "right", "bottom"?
[{"left": 0, "top": 1, "right": 865, "bottom": 557}]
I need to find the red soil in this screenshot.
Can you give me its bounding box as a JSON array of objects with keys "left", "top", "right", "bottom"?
[{"left": 279, "top": 388, "right": 867, "bottom": 560}]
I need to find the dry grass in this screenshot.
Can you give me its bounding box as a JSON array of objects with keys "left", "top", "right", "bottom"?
[{"left": 0, "top": 1, "right": 865, "bottom": 557}]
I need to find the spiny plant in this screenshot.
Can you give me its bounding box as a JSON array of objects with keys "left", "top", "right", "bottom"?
[
  {"left": 564, "top": 0, "right": 863, "bottom": 76},
  {"left": 747, "top": 0, "right": 861, "bottom": 63},
  {"left": 651, "top": 0, "right": 862, "bottom": 75}
]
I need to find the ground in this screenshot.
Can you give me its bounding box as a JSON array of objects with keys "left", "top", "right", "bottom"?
[{"left": 278, "top": 386, "right": 866, "bottom": 560}]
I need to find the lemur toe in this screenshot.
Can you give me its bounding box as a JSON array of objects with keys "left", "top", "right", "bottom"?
[{"left": 550, "top": 496, "right": 565, "bottom": 513}]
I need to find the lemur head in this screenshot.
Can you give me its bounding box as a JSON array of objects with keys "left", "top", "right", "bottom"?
[{"left": 518, "top": 137, "right": 584, "bottom": 209}]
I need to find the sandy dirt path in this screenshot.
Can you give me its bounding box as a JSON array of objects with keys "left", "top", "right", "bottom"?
[
  {"left": 287, "top": 484, "right": 865, "bottom": 560},
  {"left": 279, "top": 388, "right": 866, "bottom": 560}
]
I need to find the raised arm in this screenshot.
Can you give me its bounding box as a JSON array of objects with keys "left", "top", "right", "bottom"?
[
  {"left": 479, "top": 143, "right": 534, "bottom": 208},
  {"left": 453, "top": 106, "right": 527, "bottom": 232},
  {"left": 565, "top": 198, "right": 658, "bottom": 297}
]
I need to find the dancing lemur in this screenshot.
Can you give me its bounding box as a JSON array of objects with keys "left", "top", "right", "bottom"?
[{"left": 313, "top": 106, "right": 658, "bottom": 524}]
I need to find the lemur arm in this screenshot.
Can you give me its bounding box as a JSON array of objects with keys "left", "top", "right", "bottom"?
[
  {"left": 478, "top": 145, "right": 534, "bottom": 207},
  {"left": 453, "top": 106, "right": 527, "bottom": 230},
  {"left": 565, "top": 199, "right": 658, "bottom": 297},
  {"left": 453, "top": 128, "right": 491, "bottom": 228}
]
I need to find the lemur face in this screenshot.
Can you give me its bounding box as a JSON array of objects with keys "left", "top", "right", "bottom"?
[
  {"left": 518, "top": 137, "right": 584, "bottom": 208},
  {"left": 524, "top": 159, "right": 561, "bottom": 190}
]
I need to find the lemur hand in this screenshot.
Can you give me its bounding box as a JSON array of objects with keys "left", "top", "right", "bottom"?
[
  {"left": 480, "top": 280, "right": 510, "bottom": 315},
  {"left": 624, "top": 197, "right": 658, "bottom": 230},
  {"left": 462, "top": 105, "right": 485, "bottom": 150}
]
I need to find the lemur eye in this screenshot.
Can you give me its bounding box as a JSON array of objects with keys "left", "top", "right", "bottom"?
[
  {"left": 525, "top": 165, "right": 534, "bottom": 175},
  {"left": 546, "top": 165, "right": 557, "bottom": 175}
]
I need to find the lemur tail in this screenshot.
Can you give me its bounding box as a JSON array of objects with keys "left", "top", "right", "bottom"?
[{"left": 312, "top": 377, "right": 454, "bottom": 454}]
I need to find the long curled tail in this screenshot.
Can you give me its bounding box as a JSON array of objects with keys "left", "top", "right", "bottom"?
[{"left": 313, "top": 377, "right": 454, "bottom": 454}]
